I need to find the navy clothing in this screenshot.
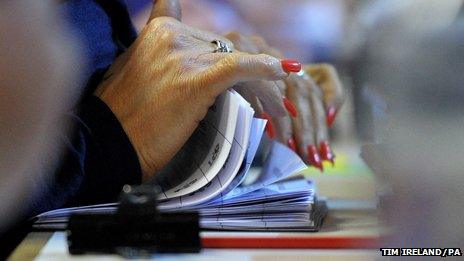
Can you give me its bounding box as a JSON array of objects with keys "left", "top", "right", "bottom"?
[{"left": 29, "top": 0, "right": 142, "bottom": 216}]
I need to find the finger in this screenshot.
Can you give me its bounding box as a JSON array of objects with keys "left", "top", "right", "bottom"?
[
  {"left": 243, "top": 80, "right": 287, "bottom": 117},
  {"left": 249, "top": 97, "right": 277, "bottom": 140},
  {"left": 248, "top": 35, "right": 269, "bottom": 51},
  {"left": 234, "top": 85, "right": 264, "bottom": 116},
  {"left": 235, "top": 83, "right": 293, "bottom": 146},
  {"left": 224, "top": 32, "right": 260, "bottom": 54},
  {"left": 308, "top": 83, "right": 334, "bottom": 165},
  {"left": 149, "top": 0, "right": 182, "bottom": 22},
  {"left": 234, "top": 86, "right": 277, "bottom": 140},
  {"left": 189, "top": 30, "right": 234, "bottom": 49},
  {"left": 266, "top": 47, "right": 285, "bottom": 60},
  {"left": 304, "top": 64, "right": 344, "bottom": 126},
  {"left": 221, "top": 34, "right": 290, "bottom": 117},
  {"left": 154, "top": 27, "right": 232, "bottom": 53},
  {"left": 195, "top": 52, "right": 298, "bottom": 96},
  {"left": 223, "top": 32, "right": 300, "bottom": 75},
  {"left": 272, "top": 115, "right": 294, "bottom": 150},
  {"left": 146, "top": 14, "right": 232, "bottom": 48},
  {"left": 225, "top": 33, "right": 283, "bottom": 59},
  {"left": 285, "top": 75, "right": 323, "bottom": 171}
]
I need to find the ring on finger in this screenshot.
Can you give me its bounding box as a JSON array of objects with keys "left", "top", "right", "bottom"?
[{"left": 211, "top": 40, "right": 233, "bottom": 53}]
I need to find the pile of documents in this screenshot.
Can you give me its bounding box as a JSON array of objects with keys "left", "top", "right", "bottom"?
[{"left": 33, "top": 91, "right": 327, "bottom": 231}]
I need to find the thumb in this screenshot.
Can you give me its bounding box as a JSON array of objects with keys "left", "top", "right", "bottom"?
[{"left": 149, "top": 0, "right": 182, "bottom": 22}]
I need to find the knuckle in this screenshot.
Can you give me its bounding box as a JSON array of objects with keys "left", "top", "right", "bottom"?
[
  {"left": 250, "top": 35, "right": 266, "bottom": 45},
  {"left": 157, "top": 16, "right": 178, "bottom": 27},
  {"left": 146, "top": 19, "right": 157, "bottom": 30},
  {"left": 149, "top": 16, "right": 177, "bottom": 32},
  {"left": 171, "top": 34, "right": 191, "bottom": 49},
  {"left": 159, "top": 30, "right": 176, "bottom": 48},
  {"left": 269, "top": 48, "right": 284, "bottom": 59},
  {"left": 319, "top": 63, "right": 334, "bottom": 70},
  {"left": 215, "top": 34, "right": 235, "bottom": 50},
  {"left": 319, "top": 63, "right": 338, "bottom": 77},
  {"left": 224, "top": 31, "right": 241, "bottom": 42},
  {"left": 221, "top": 38, "right": 235, "bottom": 50}
]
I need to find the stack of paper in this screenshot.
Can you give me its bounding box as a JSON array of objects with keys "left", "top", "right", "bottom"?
[{"left": 33, "top": 90, "right": 327, "bottom": 231}]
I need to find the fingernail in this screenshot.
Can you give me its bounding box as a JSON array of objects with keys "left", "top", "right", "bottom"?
[
  {"left": 319, "top": 141, "right": 335, "bottom": 165},
  {"left": 281, "top": 59, "right": 302, "bottom": 73},
  {"left": 327, "top": 106, "right": 338, "bottom": 127},
  {"left": 283, "top": 97, "right": 297, "bottom": 117},
  {"left": 307, "top": 145, "right": 323, "bottom": 172},
  {"left": 287, "top": 137, "right": 297, "bottom": 152},
  {"left": 261, "top": 112, "right": 275, "bottom": 139}
]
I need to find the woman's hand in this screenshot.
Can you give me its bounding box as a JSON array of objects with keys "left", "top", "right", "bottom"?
[
  {"left": 94, "top": 0, "right": 297, "bottom": 181},
  {"left": 224, "top": 32, "right": 344, "bottom": 171},
  {"left": 284, "top": 66, "right": 344, "bottom": 171}
]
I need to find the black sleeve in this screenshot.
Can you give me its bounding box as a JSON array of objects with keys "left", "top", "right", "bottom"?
[{"left": 28, "top": 95, "right": 142, "bottom": 217}]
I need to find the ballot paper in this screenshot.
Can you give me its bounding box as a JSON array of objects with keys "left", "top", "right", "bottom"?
[
  {"left": 33, "top": 178, "right": 326, "bottom": 231},
  {"left": 158, "top": 92, "right": 256, "bottom": 208},
  {"left": 154, "top": 91, "right": 241, "bottom": 199},
  {"left": 33, "top": 90, "right": 327, "bottom": 232}
]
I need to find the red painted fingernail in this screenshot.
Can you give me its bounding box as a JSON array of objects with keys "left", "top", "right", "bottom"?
[
  {"left": 283, "top": 97, "right": 297, "bottom": 117},
  {"left": 261, "top": 112, "right": 275, "bottom": 139},
  {"left": 319, "top": 141, "right": 335, "bottom": 166},
  {"left": 307, "top": 145, "right": 323, "bottom": 172},
  {"left": 287, "top": 137, "right": 297, "bottom": 152},
  {"left": 326, "top": 106, "right": 337, "bottom": 127},
  {"left": 281, "top": 59, "right": 302, "bottom": 73}
]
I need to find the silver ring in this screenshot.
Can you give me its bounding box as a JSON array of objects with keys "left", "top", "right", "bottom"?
[{"left": 211, "top": 40, "right": 232, "bottom": 53}]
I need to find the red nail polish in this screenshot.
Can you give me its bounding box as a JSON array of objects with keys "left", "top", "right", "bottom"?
[
  {"left": 287, "top": 137, "right": 297, "bottom": 152},
  {"left": 307, "top": 145, "right": 323, "bottom": 172},
  {"left": 261, "top": 112, "right": 275, "bottom": 139},
  {"left": 319, "top": 141, "right": 335, "bottom": 165},
  {"left": 326, "top": 106, "right": 337, "bottom": 127},
  {"left": 281, "top": 59, "right": 301, "bottom": 73},
  {"left": 283, "top": 97, "right": 297, "bottom": 117}
]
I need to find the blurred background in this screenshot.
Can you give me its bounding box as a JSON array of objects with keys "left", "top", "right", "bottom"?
[
  {"left": 2, "top": 0, "right": 463, "bottom": 249},
  {"left": 124, "top": 0, "right": 464, "bottom": 247}
]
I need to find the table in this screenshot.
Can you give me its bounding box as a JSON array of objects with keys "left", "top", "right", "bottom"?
[
  {"left": 10, "top": 201, "right": 385, "bottom": 260},
  {"left": 11, "top": 146, "right": 386, "bottom": 260}
]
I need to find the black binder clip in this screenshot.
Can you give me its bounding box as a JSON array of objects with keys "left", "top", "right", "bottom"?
[{"left": 66, "top": 185, "right": 201, "bottom": 256}]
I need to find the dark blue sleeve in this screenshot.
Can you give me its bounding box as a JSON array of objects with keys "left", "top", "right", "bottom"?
[{"left": 28, "top": 96, "right": 142, "bottom": 217}]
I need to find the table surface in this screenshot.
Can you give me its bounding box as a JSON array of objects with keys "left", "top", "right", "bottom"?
[
  {"left": 11, "top": 145, "right": 385, "bottom": 260},
  {"left": 11, "top": 207, "right": 382, "bottom": 260}
]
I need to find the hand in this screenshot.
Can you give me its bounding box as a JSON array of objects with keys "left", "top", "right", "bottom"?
[
  {"left": 284, "top": 66, "right": 344, "bottom": 171},
  {"left": 94, "top": 0, "right": 296, "bottom": 181},
  {"left": 224, "top": 32, "right": 344, "bottom": 171}
]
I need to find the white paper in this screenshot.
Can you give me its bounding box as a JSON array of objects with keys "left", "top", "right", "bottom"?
[
  {"left": 218, "top": 141, "right": 308, "bottom": 201},
  {"left": 206, "top": 119, "right": 267, "bottom": 204},
  {"left": 155, "top": 90, "right": 240, "bottom": 199},
  {"left": 158, "top": 93, "right": 253, "bottom": 208},
  {"left": 33, "top": 179, "right": 323, "bottom": 232}
]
